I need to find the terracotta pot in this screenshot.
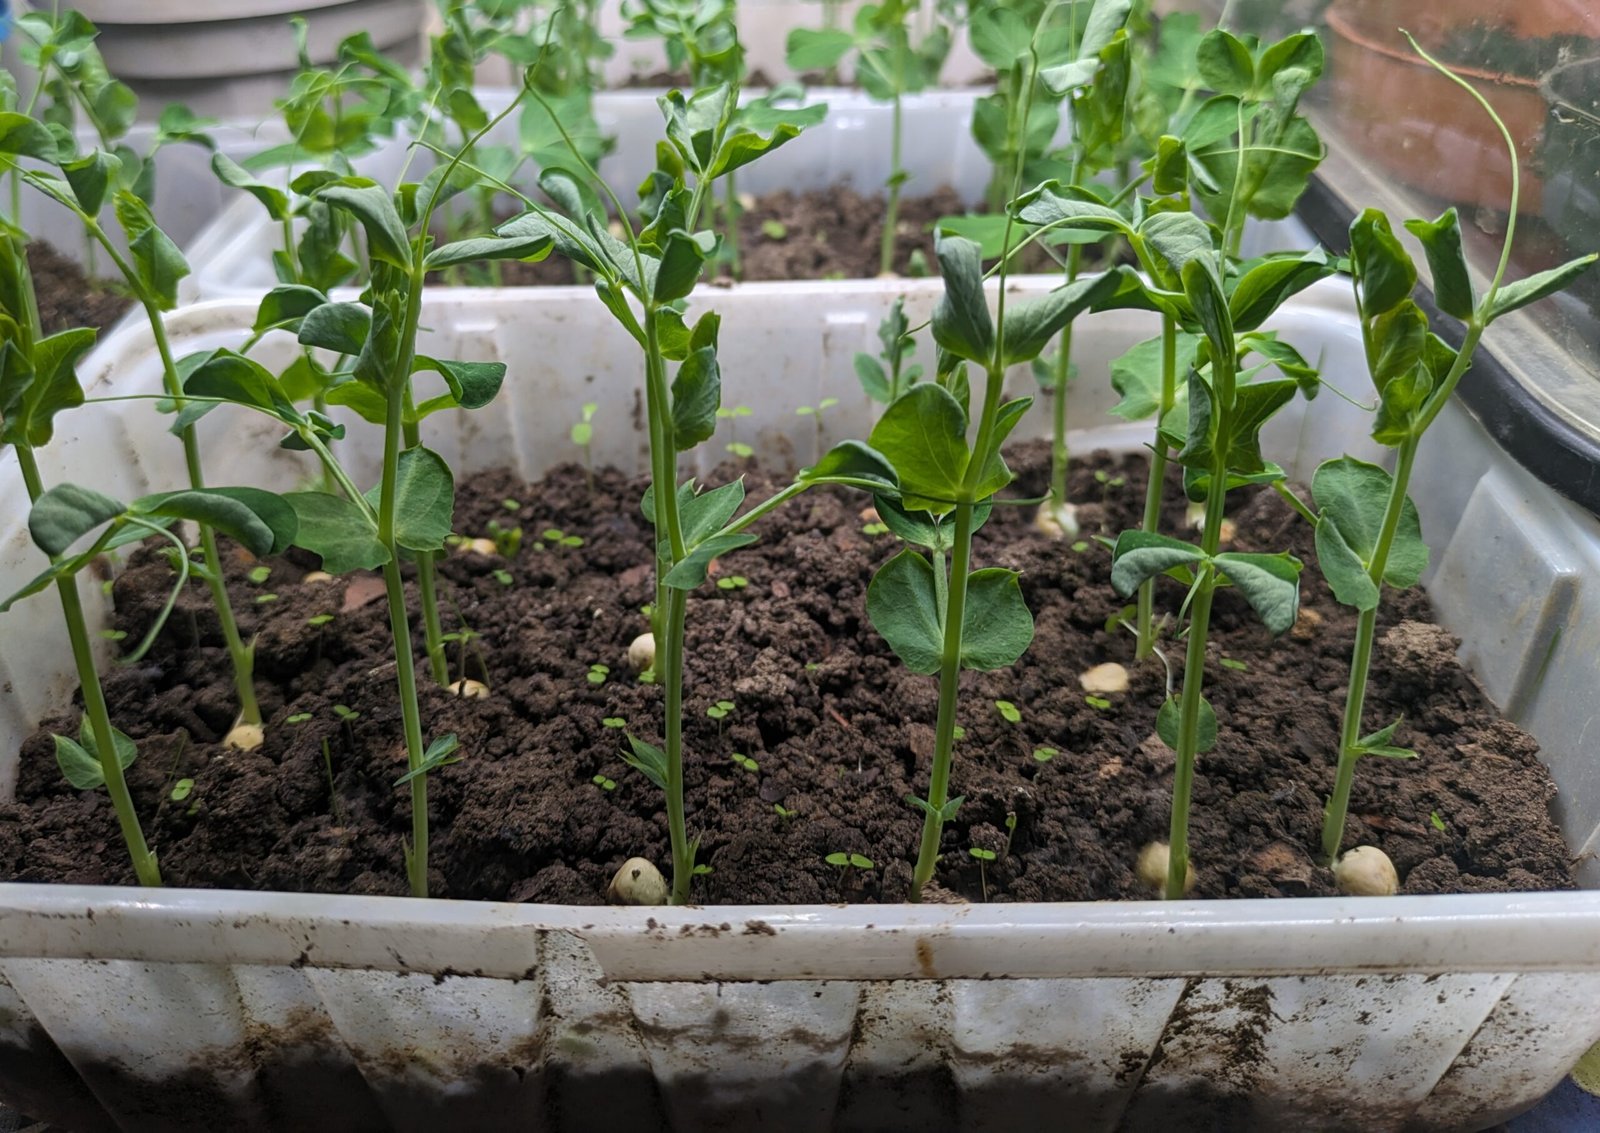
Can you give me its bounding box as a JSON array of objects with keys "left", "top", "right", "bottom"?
[{"left": 1325, "top": 0, "right": 1550, "bottom": 213}]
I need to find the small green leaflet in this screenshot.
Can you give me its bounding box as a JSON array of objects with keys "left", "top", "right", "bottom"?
[
  {"left": 622, "top": 733, "right": 668, "bottom": 790},
  {"left": 1353, "top": 718, "right": 1416, "bottom": 761},
  {"left": 1156, "top": 696, "right": 1217, "bottom": 754},
  {"left": 53, "top": 718, "right": 138, "bottom": 791},
  {"left": 1311, "top": 457, "right": 1428, "bottom": 611}
]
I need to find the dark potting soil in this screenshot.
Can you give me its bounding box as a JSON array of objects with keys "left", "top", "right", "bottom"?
[
  {"left": 0, "top": 444, "right": 1576, "bottom": 904},
  {"left": 470, "top": 187, "right": 976, "bottom": 288},
  {"left": 27, "top": 240, "right": 132, "bottom": 338}
]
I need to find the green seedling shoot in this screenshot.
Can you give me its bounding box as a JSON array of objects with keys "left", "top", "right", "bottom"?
[
  {"left": 1310, "top": 38, "right": 1596, "bottom": 868},
  {"left": 478, "top": 77, "right": 889, "bottom": 904},
  {"left": 795, "top": 396, "right": 839, "bottom": 461},
  {"left": 854, "top": 297, "right": 924, "bottom": 413},
  {"left": 995, "top": 699, "right": 1022, "bottom": 723},
  {"left": 786, "top": 0, "right": 951, "bottom": 273},
  {"left": 571, "top": 400, "right": 599, "bottom": 492},
  {"left": 969, "top": 845, "right": 996, "bottom": 900},
  {"left": 587, "top": 662, "right": 610, "bottom": 685},
  {"left": 177, "top": 89, "right": 538, "bottom": 896},
  {"left": 731, "top": 752, "right": 758, "bottom": 772}
]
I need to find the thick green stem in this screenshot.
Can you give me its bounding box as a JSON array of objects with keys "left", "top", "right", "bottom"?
[
  {"left": 1165, "top": 463, "right": 1228, "bottom": 899},
  {"left": 379, "top": 383, "right": 431, "bottom": 899},
  {"left": 17, "top": 446, "right": 162, "bottom": 886},
  {"left": 880, "top": 93, "right": 905, "bottom": 276},
  {"left": 911, "top": 500, "right": 976, "bottom": 900},
  {"left": 661, "top": 586, "right": 692, "bottom": 904},
  {"left": 642, "top": 309, "right": 694, "bottom": 902},
  {"left": 1135, "top": 314, "right": 1179, "bottom": 660},
  {"left": 1320, "top": 439, "right": 1419, "bottom": 866},
  {"left": 400, "top": 402, "right": 449, "bottom": 686}
]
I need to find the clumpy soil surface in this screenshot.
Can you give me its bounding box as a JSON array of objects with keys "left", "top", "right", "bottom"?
[
  {"left": 465, "top": 187, "right": 976, "bottom": 287},
  {"left": 0, "top": 444, "right": 1576, "bottom": 904},
  {"left": 27, "top": 240, "right": 132, "bottom": 337}
]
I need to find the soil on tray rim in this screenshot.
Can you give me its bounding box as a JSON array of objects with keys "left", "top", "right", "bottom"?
[{"left": 0, "top": 443, "right": 1576, "bottom": 905}]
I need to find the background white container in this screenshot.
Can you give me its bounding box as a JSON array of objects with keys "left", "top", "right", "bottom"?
[
  {"left": 2, "top": 276, "right": 1600, "bottom": 1130},
  {"left": 182, "top": 88, "right": 1015, "bottom": 301},
  {"left": 19, "top": 0, "right": 429, "bottom": 118}
]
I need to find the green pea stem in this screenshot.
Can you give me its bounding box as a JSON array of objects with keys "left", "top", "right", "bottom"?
[{"left": 1135, "top": 313, "right": 1179, "bottom": 660}]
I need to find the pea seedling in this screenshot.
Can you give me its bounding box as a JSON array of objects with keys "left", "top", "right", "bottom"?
[
  {"left": 1307, "top": 40, "right": 1594, "bottom": 869},
  {"left": 570, "top": 400, "right": 599, "bottom": 494}
]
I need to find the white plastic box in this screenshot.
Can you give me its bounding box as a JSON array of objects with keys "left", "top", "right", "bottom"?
[
  {"left": 2, "top": 277, "right": 1600, "bottom": 1130},
  {"left": 182, "top": 87, "right": 1022, "bottom": 300}
]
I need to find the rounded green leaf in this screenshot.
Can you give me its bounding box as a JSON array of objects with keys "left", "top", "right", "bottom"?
[
  {"left": 867, "top": 382, "right": 969, "bottom": 514},
  {"left": 1156, "top": 695, "right": 1218, "bottom": 754},
  {"left": 960, "top": 568, "right": 1033, "bottom": 670},
  {"left": 867, "top": 549, "right": 943, "bottom": 674}
]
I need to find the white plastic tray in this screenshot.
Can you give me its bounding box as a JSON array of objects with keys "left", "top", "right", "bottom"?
[
  {"left": 2, "top": 277, "right": 1599, "bottom": 1130},
  {"left": 182, "top": 88, "right": 1016, "bottom": 300}
]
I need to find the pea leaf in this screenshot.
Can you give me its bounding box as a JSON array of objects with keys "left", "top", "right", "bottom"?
[
  {"left": 1196, "top": 29, "right": 1254, "bottom": 95},
  {"left": 252, "top": 285, "right": 329, "bottom": 336},
  {"left": 424, "top": 233, "right": 553, "bottom": 271},
  {"left": 1402, "top": 209, "right": 1473, "bottom": 320},
  {"left": 0, "top": 327, "right": 94, "bottom": 448},
  {"left": 868, "top": 382, "right": 969, "bottom": 515},
  {"left": 1213, "top": 551, "right": 1302, "bottom": 634},
  {"left": 867, "top": 548, "right": 944, "bottom": 674},
  {"left": 1486, "top": 255, "right": 1600, "bottom": 324},
  {"left": 622, "top": 734, "right": 668, "bottom": 790},
  {"left": 1109, "top": 331, "right": 1199, "bottom": 421},
  {"left": 316, "top": 181, "right": 412, "bottom": 269},
  {"left": 1369, "top": 301, "right": 1427, "bottom": 392},
  {"left": 134, "top": 487, "right": 299, "bottom": 557},
  {"left": 413, "top": 356, "right": 505, "bottom": 412},
  {"left": 29, "top": 484, "right": 125, "bottom": 556},
  {"left": 1349, "top": 208, "right": 1415, "bottom": 315},
  {"left": 1012, "top": 181, "right": 1133, "bottom": 239},
  {"left": 1311, "top": 457, "right": 1428, "bottom": 610},
  {"left": 1156, "top": 695, "right": 1218, "bottom": 753},
  {"left": 285, "top": 491, "right": 387, "bottom": 574},
  {"left": 960, "top": 567, "right": 1034, "bottom": 670},
  {"left": 679, "top": 480, "right": 745, "bottom": 548},
  {"left": 113, "top": 191, "right": 188, "bottom": 310},
  {"left": 931, "top": 234, "right": 994, "bottom": 365},
  {"left": 55, "top": 720, "right": 137, "bottom": 791},
  {"left": 297, "top": 302, "right": 370, "bottom": 356},
  {"left": 61, "top": 150, "right": 119, "bottom": 216},
  {"left": 663, "top": 532, "right": 758, "bottom": 590},
  {"left": 1227, "top": 249, "right": 1333, "bottom": 332},
  {"left": 784, "top": 28, "right": 853, "bottom": 72},
  {"left": 1354, "top": 718, "right": 1417, "bottom": 760},
  {"left": 1000, "top": 270, "right": 1129, "bottom": 365},
  {"left": 671, "top": 346, "right": 720, "bottom": 450},
  {"left": 212, "top": 151, "right": 289, "bottom": 221},
  {"left": 1371, "top": 364, "right": 1433, "bottom": 447},
  {"left": 799, "top": 441, "right": 899, "bottom": 494},
  {"left": 184, "top": 348, "right": 298, "bottom": 421},
  {"left": 1109, "top": 530, "right": 1204, "bottom": 597},
  {"left": 0, "top": 111, "right": 61, "bottom": 161},
  {"left": 385, "top": 447, "right": 454, "bottom": 553}
]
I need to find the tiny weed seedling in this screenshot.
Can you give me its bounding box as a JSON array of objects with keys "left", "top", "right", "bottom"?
[
  {"left": 995, "top": 699, "right": 1022, "bottom": 724},
  {"left": 1219, "top": 657, "right": 1249, "bottom": 672},
  {"left": 717, "top": 404, "right": 754, "bottom": 459},
  {"left": 247, "top": 565, "right": 272, "bottom": 584},
  {"left": 542, "top": 527, "right": 584, "bottom": 549},
  {"left": 826, "top": 851, "right": 874, "bottom": 871},
  {"left": 602, "top": 716, "right": 628, "bottom": 729},
  {"left": 570, "top": 401, "right": 599, "bottom": 494},
  {"left": 731, "top": 752, "right": 758, "bottom": 773},
  {"left": 1033, "top": 747, "right": 1058, "bottom": 763},
  {"left": 969, "top": 846, "right": 996, "bottom": 901},
  {"left": 707, "top": 699, "right": 735, "bottom": 736},
  {"left": 492, "top": 568, "right": 515, "bottom": 587},
  {"left": 715, "top": 575, "right": 748, "bottom": 591},
  {"left": 587, "top": 663, "right": 610, "bottom": 685},
  {"left": 760, "top": 219, "right": 788, "bottom": 240},
  {"left": 1085, "top": 695, "right": 1112, "bottom": 710},
  {"left": 1431, "top": 811, "right": 1447, "bottom": 833},
  {"left": 773, "top": 802, "right": 796, "bottom": 820},
  {"left": 862, "top": 521, "right": 891, "bottom": 536},
  {"left": 287, "top": 712, "right": 313, "bottom": 725},
  {"left": 796, "top": 396, "right": 839, "bottom": 461},
  {"left": 854, "top": 298, "right": 923, "bottom": 412},
  {"left": 593, "top": 773, "right": 617, "bottom": 792},
  {"left": 487, "top": 518, "right": 523, "bottom": 557},
  {"left": 170, "top": 778, "right": 195, "bottom": 803},
  {"left": 308, "top": 614, "right": 335, "bottom": 627}
]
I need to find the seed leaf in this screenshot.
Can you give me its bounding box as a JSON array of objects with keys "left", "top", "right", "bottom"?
[
  {"left": 287, "top": 491, "right": 386, "bottom": 574},
  {"left": 961, "top": 568, "right": 1034, "bottom": 670},
  {"left": 1402, "top": 209, "right": 1473, "bottom": 319},
  {"left": 1156, "top": 695, "right": 1218, "bottom": 753},
  {"left": 1213, "top": 551, "right": 1302, "bottom": 635},
  {"left": 931, "top": 235, "right": 994, "bottom": 365}
]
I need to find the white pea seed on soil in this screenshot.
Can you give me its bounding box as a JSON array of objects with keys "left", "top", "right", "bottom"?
[
  {"left": 1079, "top": 662, "right": 1130, "bottom": 694},
  {"left": 302, "top": 571, "right": 332, "bottom": 584},
  {"left": 1135, "top": 841, "right": 1196, "bottom": 896},
  {"left": 223, "top": 723, "right": 264, "bottom": 752},
  {"left": 608, "top": 857, "right": 669, "bottom": 906},
  {"left": 627, "top": 632, "right": 656, "bottom": 673},
  {"left": 1033, "top": 503, "right": 1079, "bottom": 540},
  {"left": 457, "top": 537, "right": 497, "bottom": 556},
  {"left": 1334, "top": 846, "right": 1399, "bottom": 896},
  {"left": 448, "top": 679, "right": 490, "bottom": 700}
]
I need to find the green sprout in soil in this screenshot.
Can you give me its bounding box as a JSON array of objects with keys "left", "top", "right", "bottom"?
[
  {"left": 826, "top": 851, "right": 874, "bottom": 870},
  {"left": 570, "top": 401, "right": 599, "bottom": 495},
  {"left": 487, "top": 518, "right": 523, "bottom": 557},
  {"left": 587, "top": 663, "right": 610, "bottom": 685},
  {"left": 760, "top": 219, "right": 787, "bottom": 240},
  {"left": 593, "top": 773, "right": 617, "bottom": 792},
  {"left": 969, "top": 845, "right": 996, "bottom": 901},
  {"left": 854, "top": 298, "right": 923, "bottom": 413},
  {"left": 995, "top": 699, "right": 1022, "bottom": 724},
  {"left": 1085, "top": 695, "right": 1111, "bottom": 710},
  {"left": 542, "top": 527, "right": 583, "bottom": 548},
  {"left": 287, "top": 713, "right": 313, "bottom": 725},
  {"left": 248, "top": 565, "right": 272, "bottom": 584},
  {"left": 602, "top": 716, "right": 628, "bottom": 729},
  {"left": 170, "top": 778, "right": 195, "bottom": 803},
  {"left": 308, "top": 613, "right": 335, "bottom": 627},
  {"left": 774, "top": 802, "right": 796, "bottom": 820},
  {"left": 718, "top": 404, "right": 754, "bottom": 459},
  {"left": 492, "top": 568, "right": 515, "bottom": 587},
  {"left": 731, "top": 752, "right": 758, "bottom": 773},
  {"left": 715, "top": 575, "right": 748, "bottom": 590},
  {"left": 1306, "top": 38, "right": 1594, "bottom": 870},
  {"left": 1033, "top": 747, "right": 1058, "bottom": 763}
]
